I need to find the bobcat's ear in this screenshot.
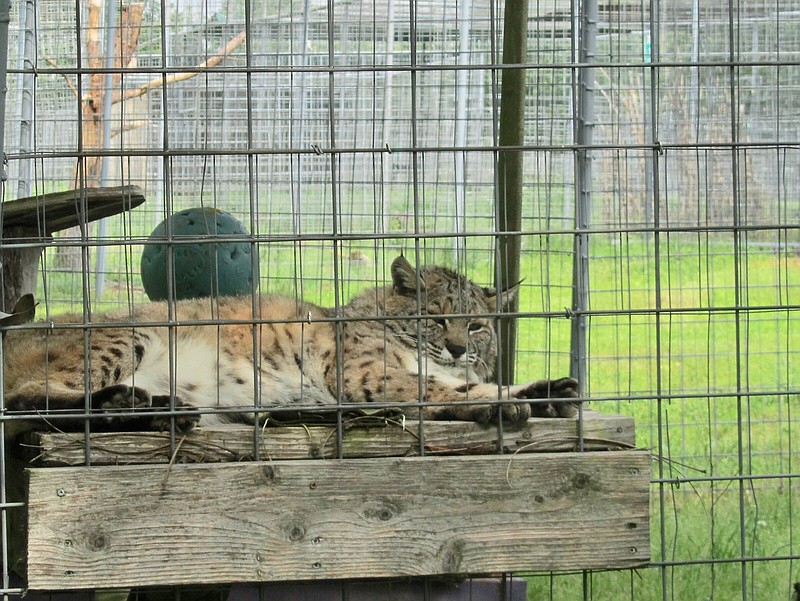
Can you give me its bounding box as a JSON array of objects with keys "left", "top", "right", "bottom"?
[
  {"left": 391, "top": 255, "right": 425, "bottom": 295},
  {"left": 483, "top": 281, "right": 520, "bottom": 311}
]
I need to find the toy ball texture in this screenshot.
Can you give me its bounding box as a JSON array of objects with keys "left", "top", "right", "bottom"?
[{"left": 141, "top": 207, "right": 255, "bottom": 301}]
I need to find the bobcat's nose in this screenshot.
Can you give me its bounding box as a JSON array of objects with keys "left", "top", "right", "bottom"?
[{"left": 446, "top": 342, "right": 467, "bottom": 360}]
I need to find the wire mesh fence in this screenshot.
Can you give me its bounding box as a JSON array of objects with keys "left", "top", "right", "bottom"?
[{"left": 0, "top": 0, "right": 798, "bottom": 599}]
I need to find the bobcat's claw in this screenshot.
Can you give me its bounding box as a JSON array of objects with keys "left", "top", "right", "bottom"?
[{"left": 150, "top": 395, "right": 201, "bottom": 433}]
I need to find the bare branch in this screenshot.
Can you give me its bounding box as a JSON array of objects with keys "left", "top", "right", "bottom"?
[
  {"left": 110, "top": 119, "right": 149, "bottom": 139},
  {"left": 114, "top": 30, "right": 247, "bottom": 105},
  {"left": 44, "top": 57, "right": 79, "bottom": 99}
]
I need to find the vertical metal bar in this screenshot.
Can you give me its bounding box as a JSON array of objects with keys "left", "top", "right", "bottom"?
[
  {"left": 453, "top": 0, "right": 473, "bottom": 261},
  {"left": 15, "top": 0, "right": 35, "bottom": 199},
  {"left": 158, "top": 0, "right": 176, "bottom": 457},
  {"left": 242, "top": 0, "right": 262, "bottom": 462},
  {"left": 571, "top": 0, "right": 597, "bottom": 396},
  {"left": 574, "top": 10, "right": 596, "bottom": 596},
  {"left": 0, "top": 3, "right": 14, "bottom": 595},
  {"left": 642, "top": 27, "right": 654, "bottom": 235},
  {"left": 726, "top": 1, "right": 748, "bottom": 598},
  {"left": 495, "top": 0, "right": 528, "bottom": 387},
  {"left": 380, "top": 0, "right": 395, "bottom": 236},
  {"left": 325, "top": 0, "right": 346, "bottom": 459},
  {"left": 645, "top": 1, "right": 668, "bottom": 599},
  {"left": 690, "top": 0, "right": 700, "bottom": 133},
  {"left": 93, "top": 0, "right": 118, "bottom": 300},
  {"left": 0, "top": 0, "right": 10, "bottom": 188},
  {"left": 404, "top": 0, "right": 423, "bottom": 456},
  {"left": 290, "top": 0, "right": 311, "bottom": 236}
]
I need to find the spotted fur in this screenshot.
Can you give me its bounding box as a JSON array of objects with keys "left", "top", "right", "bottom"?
[{"left": 2, "top": 256, "right": 579, "bottom": 432}]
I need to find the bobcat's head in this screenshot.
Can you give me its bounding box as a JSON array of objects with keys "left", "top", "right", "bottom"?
[{"left": 383, "top": 255, "right": 517, "bottom": 382}]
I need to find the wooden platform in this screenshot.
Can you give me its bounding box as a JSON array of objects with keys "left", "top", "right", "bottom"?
[
  {"left": 18, "top": 412, "right": 650, "bottom": 592},
  {"left": 0, "top": 186, "right": 146, "bottom": 313},
  {"left": 0, "top": 186, "right": 146, "bottom": 235},
  {"left": 27, "top": 410, "right": 635, "bottom": 465}
]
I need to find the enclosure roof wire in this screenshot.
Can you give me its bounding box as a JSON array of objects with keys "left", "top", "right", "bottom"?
[
  {"left": 26, "top": 57, "right": 800, "bottom": 77},
  {"left": 4, "top": 305, "right": 797, "bottom": 334},
  {"left": 13, "top": 139, "right": 800, "bottom": 161},
  {"left": 0, "top": 365, "right": 789, "bottom": 416},
  {"left": 7, "top": 221, "right": 800, "bottom": 249},
  {"left": 644, "top": 552, "right": 800, "bottom": 570}
]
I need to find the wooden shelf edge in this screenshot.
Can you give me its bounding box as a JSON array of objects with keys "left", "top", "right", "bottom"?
[{"left": 27, "top": 410, "right": 637, "bottom": 466}]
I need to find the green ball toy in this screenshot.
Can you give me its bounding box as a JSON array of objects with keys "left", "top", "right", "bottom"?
[{"left": 141, "top": 207, "right": 256, "bottom": 301}]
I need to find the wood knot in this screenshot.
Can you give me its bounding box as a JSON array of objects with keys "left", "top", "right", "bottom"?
[
  {"left": 572, "top": 473, "right": 590, "bottom": 489},
  {"left": 260, "top": 465, "right": 276, "bottom": 484},
  {"left": 87, "top": 531, "right": 108, "bottom": 551},
  {"left": 438, "top": 539, "right": 465, "bottom": 574},
  {"left": 362, "top": 498, "right": 401, "bottom": 522},
  {"left": 286, "top": 523, "right": 306, "bottom": 542}
]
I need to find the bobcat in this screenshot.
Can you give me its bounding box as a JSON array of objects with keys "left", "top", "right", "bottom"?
[{"left": 2, "top": 255, "right": 579, "bottom": 432}]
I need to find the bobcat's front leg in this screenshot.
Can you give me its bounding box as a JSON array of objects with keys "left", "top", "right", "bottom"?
[
  {"left": 424, "top": 377, "right": 582, "bottom": 422},
  {"left": 337, "top": 362, "right": 532, "bottom": 424},
  {"left": 4, "top": 382, "right": 199, "bottom": 433}
]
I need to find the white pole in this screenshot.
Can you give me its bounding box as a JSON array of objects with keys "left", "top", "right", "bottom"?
[
  {"left": 15, "top": 0, "right": 36, "bottom": 199},
  {"left": 453, "top": 0, "right": 473, "bottom": 260},
  {"left": 93, "top": 0, "right": 118, "bottom": 300},
  {"left": 379, "top": 0, "right": 395, "bottom": 235}
]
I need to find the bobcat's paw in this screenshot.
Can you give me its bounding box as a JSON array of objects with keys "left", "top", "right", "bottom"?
[
  {"left": 90, "top": 384, "right": 152, "bottom": 427},
  {"left": 516, "top": 377, "right": 581, "bottom": 418},
  {"left": 89, "top": 385, "right": 200, "bottom": 432},
  {"left": 150, "top": 396, "right": 201, "bottom": 434},
  {"left": 471, "top": 401, "right": 531, "bottom": 424}
]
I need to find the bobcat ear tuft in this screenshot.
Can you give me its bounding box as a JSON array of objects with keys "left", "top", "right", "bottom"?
[
  {"left": 391, "top": 255, "right": 425, "bottom": 295},
  {"left": 484, "top": 280, "right": 521, "bottom": 311}
]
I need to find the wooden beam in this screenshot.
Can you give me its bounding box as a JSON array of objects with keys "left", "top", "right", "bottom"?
[
  {"left": 495, "top": 0, "right": 528, "bottom": 386},
  {"left": 26, "top": 451, "right": 650, "bottom": 590},
  {"left": 29, "top": 411, "right": 635, "bottom": 466}
]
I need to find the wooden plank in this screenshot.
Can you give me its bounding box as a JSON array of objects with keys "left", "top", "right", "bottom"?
[
  {"left": 26, "top": 451, "right": 650, "bottom": 590},
  {"left": 0, "top": 185, "right": 146, "bottom": 234},
  {"left": 30, "top": 411, "right": 635, "bottom": 466}
]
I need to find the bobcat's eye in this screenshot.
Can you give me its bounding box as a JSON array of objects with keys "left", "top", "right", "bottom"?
[
  {"left": 432, "top": 318, "right": 447, "bottom": 329},
  {"left": 468, "top": 321, "right": 484, "bottom": 333}
]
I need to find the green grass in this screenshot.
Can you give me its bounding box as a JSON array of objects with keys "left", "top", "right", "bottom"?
[
  {"left": 515, "top": 236, "right": 800, "bottom": 599},
  {"left": 34, "top": 212, "right": 800, "bottom": 599}
]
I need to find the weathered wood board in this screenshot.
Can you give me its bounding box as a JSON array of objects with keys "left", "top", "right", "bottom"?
[
  {"left": 0, "top": 186, "right": 146, "bottom": 234},
  {"left": 0, "top": 185, "right": 146, "bottom": 312},
  {"left": 26, "top": 451, "right": 650, "bottom": 590},
  {"left": 29, "top": 411, "right": 635, "bottom": 466}
]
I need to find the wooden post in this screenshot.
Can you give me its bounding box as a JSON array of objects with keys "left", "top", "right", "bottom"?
[
  {"left": 495, "top": 2, "right": 528, "bottom": 385},
  {"left": 0, "top": 227, "right": 45, "bottom": 313}
]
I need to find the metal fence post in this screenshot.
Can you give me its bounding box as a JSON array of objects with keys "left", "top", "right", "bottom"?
[{"left": 570, "top": 0, "right": 597, "bottom": 393}]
